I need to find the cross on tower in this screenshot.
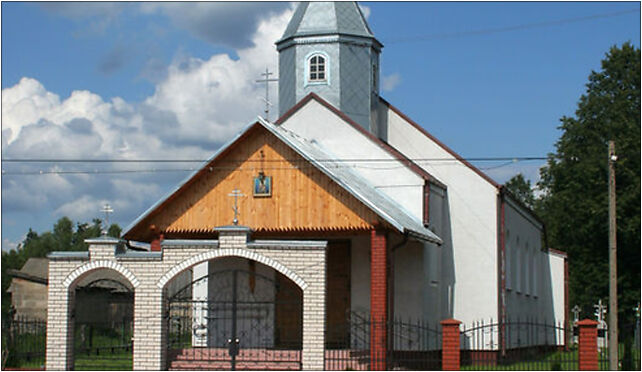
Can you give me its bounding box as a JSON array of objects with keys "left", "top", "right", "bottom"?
[
  {"left": 255, "top": 67, "right": 278, "bottom": 121},
  {"left": 228, "top": 189, "right": 245, "bottom": 225},
  {"left": 101, "top": 203, "right": 114, "bottom": 235}
]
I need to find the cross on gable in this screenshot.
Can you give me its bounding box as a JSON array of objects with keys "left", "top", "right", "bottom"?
[{"left": 228, "top": 189, "right": 245, "bottom": 225}]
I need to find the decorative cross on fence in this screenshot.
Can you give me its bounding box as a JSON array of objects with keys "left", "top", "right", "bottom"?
[
  {"left": 594, "top": 299, "right": 607, "bottom": 324},
  {"left": 100, "top": 203, "right": 114, "bottom": 235},
  {"left": 228, "top": 189, "right": 245, "bottom": 225},
  {"left": 256, "top": 67, "right": 278, "bottom": 121},
  {"left": 571, "top": 305, "right": 581, "bottom": 323}
]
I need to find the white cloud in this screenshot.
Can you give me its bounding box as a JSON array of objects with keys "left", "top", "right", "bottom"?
[
  {"left": 382, "top": 73, "right": 402, "bottom": 92},
  {"left": 1, "top": 8, "right": 294, "bottom": 238},
  {"left": 139, "top": 2, "right": 291, "bottom": 49},
  {"left": 2, "top": 238, "right": 20, "bottom": 252},
  {"left": 359, "top": 4, "right": 371, "bottom": 20}
]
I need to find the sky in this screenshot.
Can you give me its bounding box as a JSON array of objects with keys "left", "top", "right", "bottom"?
[{"left": 1, "top": 1, "right": 640, "bottom": 251}]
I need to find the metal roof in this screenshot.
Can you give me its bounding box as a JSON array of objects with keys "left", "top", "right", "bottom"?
[
  {"left": 277, "top": 2, "right": 375, "bottom": 43},
  {"left": 259, "top": 118, "right": 442, "bottom": 245},
  {"left": 123, "top": 117, "right": 442, "bottom": 245}
]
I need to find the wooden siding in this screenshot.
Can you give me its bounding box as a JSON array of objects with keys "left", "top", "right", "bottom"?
[{"left": 126, "top": 125, "right": 380, "bottom": 241}]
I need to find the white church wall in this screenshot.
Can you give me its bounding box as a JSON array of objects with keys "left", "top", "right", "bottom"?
[
  {"left": 504, "top": 197, "right": 545, "bottom": 322},
  {"left": 548, "top": 250, "right": 566, "bottom": 329},
  {"left": 350, "top": 235, "right": 370, "bottom": 318},
  {"left": 384, "top": 106, "right": 499, "bottom": 327},
  {"left": 192, "top": 262, "right": 208, "bottom": 347},
  {"left": 280, "top": 99, "right": 424, "bottom": 221},
  {"left": 503, "top": 197, "right": 566, "bottom": 347}
]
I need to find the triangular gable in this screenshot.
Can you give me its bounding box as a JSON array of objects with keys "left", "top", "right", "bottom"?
[
  {"left": 379, "top": 96, "right": 544, "bottom": 225},
  {"left": 124, "top": 122, "right": 382, "bottom": 242},
  {"left": 276, "top": 92, "right": 446, "bottom": 190},
  {"left": 124, "top": 118, "right": 442, "bottom": 245}
]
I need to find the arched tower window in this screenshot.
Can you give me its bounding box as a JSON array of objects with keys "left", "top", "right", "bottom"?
[{"left": 308, "top": 54, "right": 327, "bottom": 83}]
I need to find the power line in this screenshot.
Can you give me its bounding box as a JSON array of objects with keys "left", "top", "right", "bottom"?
[
  {"left": 1, "top": 156, "right": 547, "bottom": 163},
  {"left": 386, "top": 8, "right": 639, "bottom": 44},
  {"left": 1, "top": 158, "right": 547, "bottom": 176}
]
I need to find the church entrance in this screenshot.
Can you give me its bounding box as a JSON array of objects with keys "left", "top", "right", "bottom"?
[{"left": 166, "top": 262, "right": 303, "bottom": 370}]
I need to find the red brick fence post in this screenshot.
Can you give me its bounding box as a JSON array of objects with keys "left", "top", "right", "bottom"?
[
  {"left": 441, "top": 319, "right": 462, "bottom": 370},
  {"left": 577, "top": 319, "right": 599, "bottom": 370}
]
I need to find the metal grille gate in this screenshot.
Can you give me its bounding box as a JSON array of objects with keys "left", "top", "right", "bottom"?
[{"left": 166, "top": 268, "right": 303, "bottom": 370}]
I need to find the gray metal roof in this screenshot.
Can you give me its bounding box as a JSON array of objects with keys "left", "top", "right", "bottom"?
[
  {"left": 259, "top": 118, "right": 442, "bottom": 245},
  {"left": 278, "top": 2, "right": 374, "bottom": 43}
]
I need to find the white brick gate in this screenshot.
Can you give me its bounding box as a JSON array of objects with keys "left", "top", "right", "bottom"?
[{"left": 46, "top": 226, "right": 327, "bottom": 370}]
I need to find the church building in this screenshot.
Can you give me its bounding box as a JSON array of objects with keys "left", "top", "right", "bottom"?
[{"left": 45, "top": 3, "right": 567, "bottom": 370}]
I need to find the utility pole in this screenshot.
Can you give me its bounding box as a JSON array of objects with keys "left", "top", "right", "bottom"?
[{"left": 608, "top": 140, "right": 618, "bottom": 370}]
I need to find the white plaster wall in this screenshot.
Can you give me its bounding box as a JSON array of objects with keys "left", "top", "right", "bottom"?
[
  {"left": 385, "top": 107, "right": 499, "bottom": 326},
  {"left": 548, "top": 251, "right": 566, "bottom": 327},
  {"left": 350, "top": 235, "right": 370, "bottom": 317},
  {"left": 192, "top": 263, "right": 208, "bottom": 346},
  {"left": 504, "top": 198, "right": 545, "bottom": 322},
  {"left": 280, "top": 99, "right": 424, "bottom": 221}
]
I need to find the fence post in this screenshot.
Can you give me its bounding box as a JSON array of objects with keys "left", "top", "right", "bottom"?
[
  {"left": 577, "top": 319, "right": 599, "bottom": 370},
  {"left": 441, "top": 319, "right": 462, "bottom": 371}
]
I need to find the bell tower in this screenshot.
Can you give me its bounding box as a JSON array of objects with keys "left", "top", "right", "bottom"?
[{"left": 276, "top": 2, "right": 383, "bottom": 133}]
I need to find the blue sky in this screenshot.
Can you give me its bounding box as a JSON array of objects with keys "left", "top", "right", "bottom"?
[{"left": 1, "top": 2, "right": 640, "bottom": 250}]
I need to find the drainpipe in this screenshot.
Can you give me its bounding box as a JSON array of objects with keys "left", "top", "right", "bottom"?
[{"left": 497, "top": 186, "right": 507, "bottom": 357}]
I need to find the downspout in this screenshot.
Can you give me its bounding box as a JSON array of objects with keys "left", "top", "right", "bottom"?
[{"left": 498, "top": 186, "right": 506, "bottom": 357}]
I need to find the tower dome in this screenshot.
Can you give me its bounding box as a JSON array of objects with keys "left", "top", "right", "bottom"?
[{"left": 276, "top": 2, "right": 383, "bottom": 132}]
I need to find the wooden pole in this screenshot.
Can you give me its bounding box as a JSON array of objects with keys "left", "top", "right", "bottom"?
[{"left": 607, "top": 140, "right": 618, "bottom": 370}]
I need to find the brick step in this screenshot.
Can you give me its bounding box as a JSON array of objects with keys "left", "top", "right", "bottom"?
[
  {"left": 324, "top": 350, "right": 370, "bottom": 371},
  {"left": 169, "top": 360, "right": 300, "bottom": 370}
]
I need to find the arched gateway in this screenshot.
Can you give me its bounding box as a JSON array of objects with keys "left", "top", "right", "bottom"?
[{"left": 46, "top": 228, "right": 327, "bottom": 370}]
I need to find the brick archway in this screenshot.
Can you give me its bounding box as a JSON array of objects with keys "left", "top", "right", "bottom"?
[
  {"left": 156, "top": 248, "right": 307, "bottom": 290},
  {"left": 64, "top": 260, "right": 140, "bottom": 289}
]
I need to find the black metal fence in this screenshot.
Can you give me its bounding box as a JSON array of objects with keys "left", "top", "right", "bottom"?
[
  {"left": 73, "top": 318, "right": 134, "bottom": 370},
  {"left": 324, "top": 312, "right": 442, "bottom": 370},
  {"left": 460, "top": 319, "right": 576, "bottom": 370},
  {"left": 598, "top": 321, "right": 641, "bottom": 370},
  {"left": 1, "top": 315, "right": 46, "bottom": 369}
]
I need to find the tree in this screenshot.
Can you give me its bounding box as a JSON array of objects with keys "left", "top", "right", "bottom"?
[
  {"left": 538, "top": 43, "right": 640, "bottom": 324},
  {"left": 504, "top": 173, "right": 535, "bottom": 208},
  {"left": 1, "top": 217, "right": 122, "bottom": 318}
]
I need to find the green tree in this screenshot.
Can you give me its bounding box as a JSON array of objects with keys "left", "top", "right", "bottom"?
[
  {"left": 538, "top": 43, "right": 640, "bottom": 324},
  {"left": 505, "top": 173, "right": 535, "bottom": 208},
  {"left": 1, "top": 217, "right": 122, "bottom": 318}
]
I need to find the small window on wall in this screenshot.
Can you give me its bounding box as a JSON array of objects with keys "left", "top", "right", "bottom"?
[{"left": 308, "top": 54, "right": 326, "bottom": 82}]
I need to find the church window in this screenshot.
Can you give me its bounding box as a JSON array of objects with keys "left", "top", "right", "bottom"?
[{"left": 308, "top": 54, "right": 327, "bottom": 82}]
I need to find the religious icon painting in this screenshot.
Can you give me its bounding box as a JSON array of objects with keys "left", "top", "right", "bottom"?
[{"left": 253, "top": 173, "right": 272, "bottom": 197}]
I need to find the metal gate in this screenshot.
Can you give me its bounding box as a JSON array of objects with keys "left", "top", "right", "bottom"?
[
  {"left": 73, "top": 278, "right": 134, "bottom": 370},
  {"left": 166, "top": 268, "right": 303, "bottom": 370}
]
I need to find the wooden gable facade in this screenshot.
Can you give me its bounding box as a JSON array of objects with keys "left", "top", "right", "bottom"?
[{"left": 124, "top": 123, "right": 383, "bottom": 242}]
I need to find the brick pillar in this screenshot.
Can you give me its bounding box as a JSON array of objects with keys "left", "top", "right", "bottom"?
[
  {"left": 370, "top": 229, "right": 388, "bottom": 370},
  {"left": 133, "top": 286, "right": 165, "bottom": 370},
  {"left": 45, "top": 264, "right": 75, "bottom": 370},
  {"left": 441, "top": 319, "right": 462, "bottom": 371},
  {"left": 150, "top": 233, "right": 164, "bottom": 252},
  {"left": 577, "top": 319, "right": 599, "bottom": 370}
]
